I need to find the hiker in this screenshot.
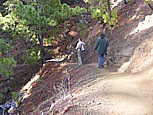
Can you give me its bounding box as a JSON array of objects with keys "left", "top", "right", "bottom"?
[
  {"left": 75, "top": 39, "right": 86, "bottom": 65},
  {"left": 94, "top": 33, "right": 109, "bottom": 68},
  {"left": 123, "top": 0, "right": 127, "bottom": 4}
]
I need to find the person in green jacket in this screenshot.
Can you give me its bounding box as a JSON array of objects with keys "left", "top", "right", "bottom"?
[{"left": 94, "top": 33, "right": 109, "bottom": 68}]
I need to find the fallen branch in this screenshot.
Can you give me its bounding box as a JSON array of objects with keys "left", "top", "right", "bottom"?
[{"left": 45, "top": 55, "right": 68, "bottom": 63}]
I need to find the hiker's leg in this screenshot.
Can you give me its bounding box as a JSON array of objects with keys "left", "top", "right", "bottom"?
[
  {"left": 98, "top": 54, "right": 102, "bottom": 68},
  {"left": 98, "top": 54, "right": 104, "bottom": 68},
  {"left": 77, "top": 50, "right": 82, "bottom": 65},
  {"left": 101, "top": 55, "right": 104, "bottom": 67},
  {"left": 81, "top": 51, "right": 86, "bottom": 64}
]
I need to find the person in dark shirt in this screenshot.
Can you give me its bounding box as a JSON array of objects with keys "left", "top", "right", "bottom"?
[{"left": 94, "top": 33, "right": 109, "bottom": 68}]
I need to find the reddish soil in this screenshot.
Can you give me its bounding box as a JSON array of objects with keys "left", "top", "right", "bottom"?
[{"left": 18, "top": 0, "right": 153, "bottom": 114}]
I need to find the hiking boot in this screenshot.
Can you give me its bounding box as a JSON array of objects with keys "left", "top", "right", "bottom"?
[{"left": 98, "top": 65, "right": 104, "bottom": 69}]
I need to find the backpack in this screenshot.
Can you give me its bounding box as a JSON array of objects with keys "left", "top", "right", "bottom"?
[{"left": 80, "top": 43, "right": 86, "bottom": 52}]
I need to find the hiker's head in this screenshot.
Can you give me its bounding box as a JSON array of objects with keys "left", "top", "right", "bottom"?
[
  {"left": 101, "top": 33, "right": 105, "bottom": 39},
  {"left": 79, "top": 39, "right": 82, "bottom": 41}
]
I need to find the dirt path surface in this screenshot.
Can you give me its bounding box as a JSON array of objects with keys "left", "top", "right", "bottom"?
[
  {"left": 67, "top": 63, "right": 153, "bottom": 115},
  {"left": 25, "top": 63, "right": 153, "bottom": 115}
]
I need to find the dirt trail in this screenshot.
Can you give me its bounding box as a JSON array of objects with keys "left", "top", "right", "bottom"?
[
  {"left": 22, "top": 63, "right": 153, "bottom": 115},
  {"left": 69, "top": 63, "right": 153, "bottom": 115}
]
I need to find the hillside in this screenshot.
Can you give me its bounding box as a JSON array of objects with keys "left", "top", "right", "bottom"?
[{"left": 5, "top": 0, "right": 153, "bottom": 114}]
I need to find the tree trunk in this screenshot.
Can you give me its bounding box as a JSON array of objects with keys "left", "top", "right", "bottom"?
[
  {"left": 107, "top": 0, "right": 111, "bottom": 20},
  {"left": 36, "top": 0, "right": 44, "bottom": 67},
  {"left": 148, "top": 3, "right": 153, "bottom": 11}
]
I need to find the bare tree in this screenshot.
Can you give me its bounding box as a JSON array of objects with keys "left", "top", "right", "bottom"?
[{"left": 107, "top": 0, "right": 111, "bottom": 20}]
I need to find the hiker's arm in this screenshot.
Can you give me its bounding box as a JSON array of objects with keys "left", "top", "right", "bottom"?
[
  {"left": 75, "top": 43, "right": 79, "bottom": 49},
  {"left": 94, "top": 38, "right": 99, "bottom": 50},
  {"left": 106, "top": 40, "right": 109, "bottom": 47},
  {"left": 105, "top": 40, "right": 109, "bottom": 55}
]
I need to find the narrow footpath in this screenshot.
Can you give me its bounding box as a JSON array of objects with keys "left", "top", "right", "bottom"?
[{"left": 66, "top": 63, "right": 153, "bottom": 115}]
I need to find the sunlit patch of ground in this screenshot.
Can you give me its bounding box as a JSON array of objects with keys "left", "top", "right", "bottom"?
[
  {"left": 72, "top": 65, "right": 153, "bottom": 114},
  {"left": 21, "top": 74, "right": 40, "bottom": 99}
]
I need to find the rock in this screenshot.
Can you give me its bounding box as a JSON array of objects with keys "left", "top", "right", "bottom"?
[
  {"left": 118, "top": 61, "right": 131, "bottom": 73},
  {"left": 119, "top": 47, "right": 134, "bottom": 57}
]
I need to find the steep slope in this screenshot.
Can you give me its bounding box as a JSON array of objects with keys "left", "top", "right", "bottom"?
[
  {"left": 109, "top": 0, "right": 153, "bottom": 73},
  {"left": 20, "top": 0, "right": 153, "bottom": 114}
]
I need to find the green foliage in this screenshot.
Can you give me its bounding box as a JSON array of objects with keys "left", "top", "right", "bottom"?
[
  {"left": 144, "top": 0, "right": 152, "bottom": 4},
  {"left": 2, "top": 0, "right": 86, "bottom": 36},
  {"left": 87, "top": 1, "right": 106, "bottom": 20},
  {"left": 11, "top": 91, "right": 18, "bottom": 99},
  {"left": 0, "top": 93, "right": 5, "bottom": 103},
  {"left": 77, "top": 22, "right": 87, "bottom": 30},
  {"left": 90, "top": 8, "right": 102, "bottom": 19},
  {"left": 88, "top": 1, "right": 107, "bottom": 20},
  {"left": 80, "top": 30, "right": 87, "bottom": 36},
  {"left": 0, "top": 39, "right": 16, "bottom": 77},
  {"left": 72, "top": 6, "right": 87, "bottom": 16},
  {"left": 12, "top": 2, "right": 55, "bottom": 27},
  {"left": 47, "top": 2, "right": 86, "bottom": 23},
  {"left": 103, "top": 9, "right": 118, "bottom": 26},
  {"left": 0, "top": 0, "right": 87, "bottom": 67},
  {"left": 43, "top": 37, "right": 54, "bottom": 44},
  {"left": 22, "top": 48, "right": 41, "bottom": 65},
  {"left": 0, "top": 57, "right": 16, "bottom": 77},
  {"left": 77, "top": 22, "right": 88, "bottom": 36},
  {"left": 0, "top": 11, "right": 33, "bottom": 41},
  {"left": 0, "top": 14, "right": 16, "bottom": 35},
  {"left": 84, "top": 0, "right": 118, "bottom": 26},
  {"left": 0, "top": 39, "right": 12, "bottom": 52},
  {"left": 0, "top": 93, "right": 4, "bottom": 98}
]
